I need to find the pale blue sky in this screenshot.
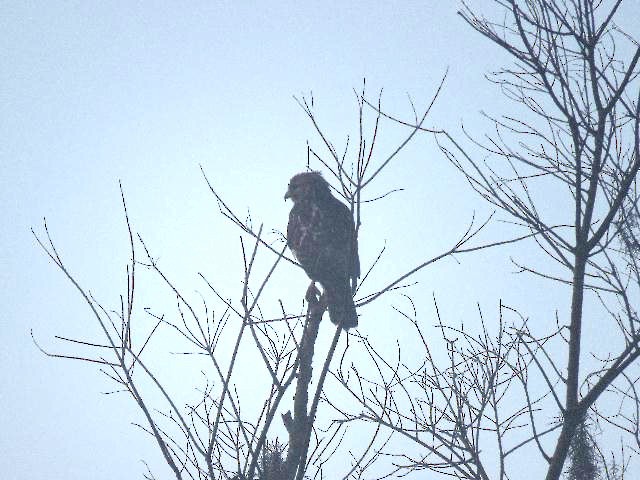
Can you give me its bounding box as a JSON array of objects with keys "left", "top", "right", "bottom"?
[{"left": 3, "top": 1, "right": 639, "bottom": 479}]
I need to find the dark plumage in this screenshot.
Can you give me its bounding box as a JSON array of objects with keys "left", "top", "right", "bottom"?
[{"left": 285, "top": 172, "right": 360, "bottom": 329}]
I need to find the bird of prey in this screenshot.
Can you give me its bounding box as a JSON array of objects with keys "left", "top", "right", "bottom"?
[{"left": 285, "top": 171, "right": 359, "bottom": 329}]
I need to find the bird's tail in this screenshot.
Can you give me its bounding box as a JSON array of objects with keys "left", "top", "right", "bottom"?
[{"left": 324, "top": 283, "right": 358, "bottom": 329}]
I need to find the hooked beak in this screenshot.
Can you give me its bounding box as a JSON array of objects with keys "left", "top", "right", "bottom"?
[{"left": 284, "top": 188, "right": 291, "bottom": 201}]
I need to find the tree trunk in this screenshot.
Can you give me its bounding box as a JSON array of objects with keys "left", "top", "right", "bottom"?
[{"left": 545, "top": 253, "right": 587, "bottom": 480}]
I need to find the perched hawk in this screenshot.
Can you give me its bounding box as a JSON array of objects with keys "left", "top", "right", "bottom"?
[{"left": 285, "top": 171, "right": 360, "bottom": 329}]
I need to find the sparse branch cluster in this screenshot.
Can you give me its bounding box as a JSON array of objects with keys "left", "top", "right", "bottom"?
[
  {"left": 34, "top": 80, "right": 476, "bottom": 480},
  {"left": 33, "top": 203, "right": 303, "bottom": 479},
  {"left": 441, "top": 1, "right": 640, "bottom": 479}
]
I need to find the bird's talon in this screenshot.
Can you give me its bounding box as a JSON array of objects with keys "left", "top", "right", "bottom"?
[{"left": 305, "top": 282, "right": 321, "bottom": 304}]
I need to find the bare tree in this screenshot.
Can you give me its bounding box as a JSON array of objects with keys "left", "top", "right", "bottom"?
[
  {"left": 455, "top": 2, "right": 640, "bottom": 478},
  {"left": 34, "top": 79, "right": 515, "bottom": 479},
  {"left": 334, "top": 1, "right": 640, "bottom": 479}
]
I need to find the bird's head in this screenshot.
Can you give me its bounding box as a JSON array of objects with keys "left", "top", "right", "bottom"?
[{"left": 284, "top": 171, "right": 330, "bottom": 203}]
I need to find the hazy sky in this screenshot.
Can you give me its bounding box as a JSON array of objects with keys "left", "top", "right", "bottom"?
[{"left": 3, "top": 1, "right": 640, "bottom": 479}]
